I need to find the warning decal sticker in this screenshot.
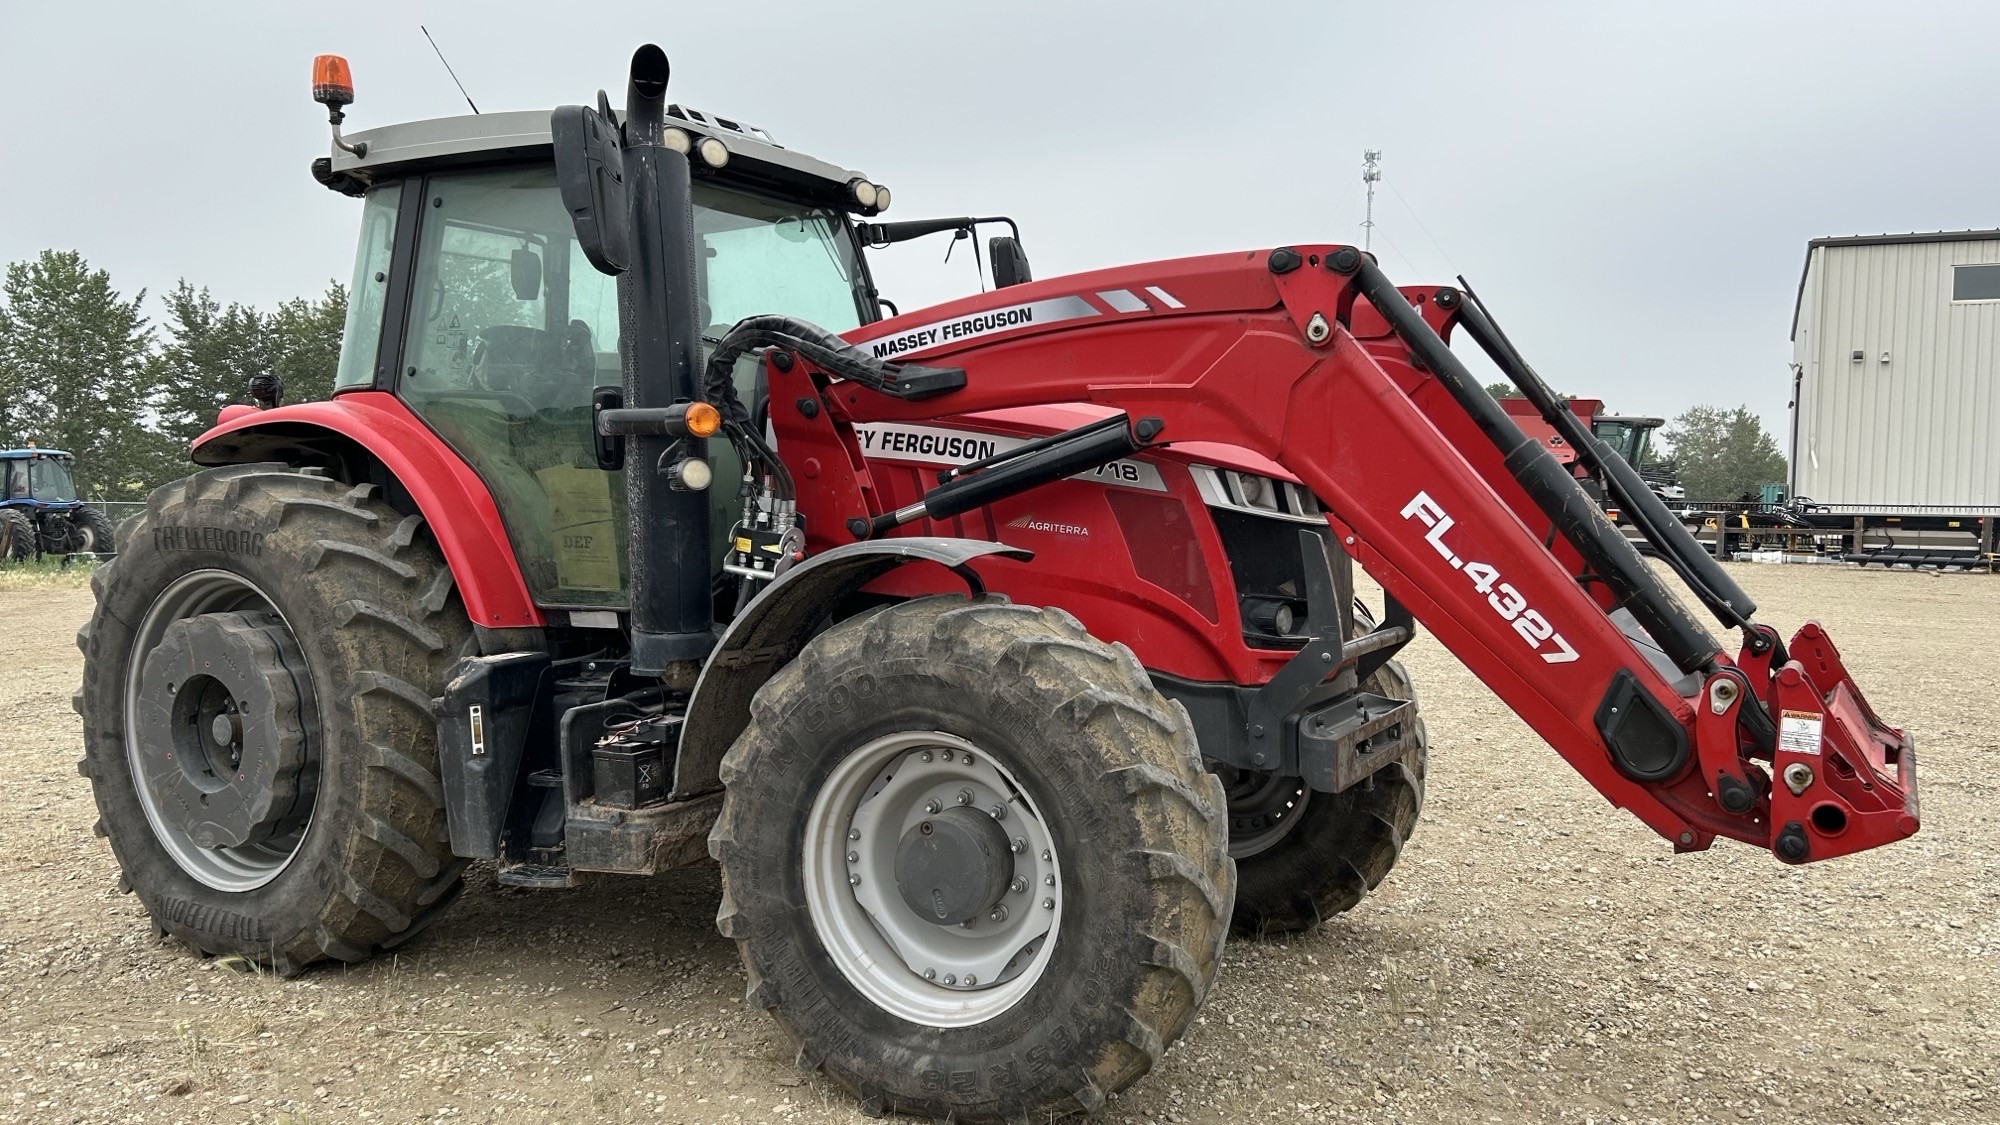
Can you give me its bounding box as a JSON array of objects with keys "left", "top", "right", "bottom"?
[{"left": 1778, "top": 709, "right": 1824, "bottom": 756}]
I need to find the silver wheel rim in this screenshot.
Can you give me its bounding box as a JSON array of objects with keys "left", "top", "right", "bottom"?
[
  {"left": 1223, "top": 768, "right": 1311, "bottom": 860},
  {"left": 802, "top": 731, "right": 1062, "bottom": 1028},
  {"left": 123, "top": 569, "right": 316, "bottom": 891}
]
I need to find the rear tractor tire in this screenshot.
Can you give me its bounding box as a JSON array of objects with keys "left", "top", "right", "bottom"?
[
  {"left": 1224, "top": 622, "right": 1427, "bottom": 937},
  {"left": 76, "top": 464, "right": 472, "bottom": 973},
  {"left": 74, "top": 504, "right": 115, "bottom": 554},
  {"left": 711, "top": 596, "right": 1233, "bottom": 1123}
]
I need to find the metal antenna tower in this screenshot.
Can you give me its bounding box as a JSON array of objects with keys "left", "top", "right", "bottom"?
[{"left": 1361, "top": 149, "right": 1382, "bottom": 251}]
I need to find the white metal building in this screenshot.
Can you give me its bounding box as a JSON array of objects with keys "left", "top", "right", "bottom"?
[{"left": 1789, "top": 230, "right": 2000, "bottom": 511}]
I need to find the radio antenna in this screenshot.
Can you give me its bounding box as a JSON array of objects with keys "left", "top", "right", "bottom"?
[{"left": 421, "top": 26, "right": 481, "bottom": 114}]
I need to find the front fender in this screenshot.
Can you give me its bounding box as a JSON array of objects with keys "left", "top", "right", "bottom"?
[
  {"left": 672, "top": 537, "right": 1031, "bottom": 799},
  {"left": 192, "top": 392, "right": 542, "bottom": 629}
]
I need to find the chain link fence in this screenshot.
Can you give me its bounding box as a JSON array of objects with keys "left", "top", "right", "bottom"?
[{"left": 85, "top": 501, "right": 149, "bottom": 532}]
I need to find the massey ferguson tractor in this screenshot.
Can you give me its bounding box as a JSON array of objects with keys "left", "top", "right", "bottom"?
[{"left": 75, "top": 48, "right": 1920, "bottom": 1122}]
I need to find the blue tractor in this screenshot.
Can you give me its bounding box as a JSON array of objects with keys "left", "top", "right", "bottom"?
[{"left": 0, "top": 449, "right": 114, "bottom": 561}]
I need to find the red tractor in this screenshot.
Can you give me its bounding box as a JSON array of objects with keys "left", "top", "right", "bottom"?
[{"left": 76, "top": 48, "right": 1919, "bottom": 1123}]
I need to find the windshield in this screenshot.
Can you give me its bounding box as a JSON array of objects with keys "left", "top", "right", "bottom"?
[
  {"left": 28, "top": 457, "right": 76, "bottom": 502},
  {"left": 1593, "top": 420, "right": 1647, "bottom": 467}
]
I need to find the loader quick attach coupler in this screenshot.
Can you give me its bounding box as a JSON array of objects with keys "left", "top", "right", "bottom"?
[{"left": 1758, "top": 623, "right": 1918, "bottom": 864}]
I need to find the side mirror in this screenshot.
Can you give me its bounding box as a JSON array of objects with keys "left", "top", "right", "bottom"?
[
  {"left": 552, "top": 99, "right": 631, "bottom": 275},
  {"left": 510, "top": 247, "right": 542, "bottom": 300},
  {"left": 990, "top": 236, "right": 1032, "bottom": 288}
]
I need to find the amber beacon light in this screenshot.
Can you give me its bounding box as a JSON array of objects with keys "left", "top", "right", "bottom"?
[{"left": 312, "top": 54, "right": 355, "bottom": 107}]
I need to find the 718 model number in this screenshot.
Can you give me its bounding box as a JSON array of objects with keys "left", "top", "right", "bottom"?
[{"left": 1400, "top": 491, "right": 1579, "bottom": 664}]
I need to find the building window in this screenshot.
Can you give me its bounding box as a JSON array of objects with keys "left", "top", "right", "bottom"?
[{"left": 1951, "top": 263, "right": 2000, "bottom": 302}]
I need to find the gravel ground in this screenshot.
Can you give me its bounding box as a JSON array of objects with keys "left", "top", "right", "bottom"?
[{"left": 2, "top": 563, "right": 1994, "bottom": 1124}]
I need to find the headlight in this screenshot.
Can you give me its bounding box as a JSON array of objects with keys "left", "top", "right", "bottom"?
[
  {"left": 1230, "top": 471, "right": 1276, "bottom": 511},
  {"left": 661, "top": 127, "right": 692, "bottom": 155},
  {"left": 670, "top": 457, "right": 713, "bottom": 492},
  {"left": 848, "top": 178, "right": 879, "bottom": 209},
  {"left": 872, "top": 184, "right": 891, "bottom": 212},
  {"left": 695, "top": 136, "right": 729, "bottom": 169}
]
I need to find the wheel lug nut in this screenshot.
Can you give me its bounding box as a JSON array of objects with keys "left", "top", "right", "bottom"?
[
  {"left": 1010, "top": 876, "right": 1028, "bottom": 894},
  {"left": 963, "top": 974, "right": 976, "bottom": 986},
  {"left": 846, "top": 851, "right": 859, "bottom": 863},
  {"left": 1041, "top": 849, "right": 1051, "bottom": 862},
  {"left": 940, "top": 749, "right": 954, "bottom": 763},
  {"left": 1010, "top": 837, "right": 1026, "bottom": 854},
  {"left": 1044, "top": 874, "right": 1055, "bottom": 886},
  {"left": 955, "top": 789, "right": 973, "bottom": 806},
  {"left": 919, "top": 751, "right": 933, "bottom": 763},
  {"left": 848, "top": 828, "right": 860, "bottom": 841},
  {"left": 988, "top": 804, "right": 1007, "bottom": 820},
  {"left": 1043, "top": 898, "right": 1055, "bottom": 910},
  {"left": 924, "top": 968, "right": 936, "bottom": 980},
  {"left": 849, "top": 874, "right": 861, "bottom": 886},
  {"left": 925, "top": 799, "right": 942, "bottom": 814},
  {"left": 988, "top": 905, "right": 1008, "bottom": 923},
  {"left": 943, "top": 974, "right": 956, "bottom": 985}
]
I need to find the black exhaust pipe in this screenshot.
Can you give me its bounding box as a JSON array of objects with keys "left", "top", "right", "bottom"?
[{"left": 617, "top": 46, "right": 714, "bottom": 674}]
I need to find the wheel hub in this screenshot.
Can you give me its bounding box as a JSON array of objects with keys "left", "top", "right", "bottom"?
[
  {"left": 1220, "top": 765, "right": 1311, "bottom": 860},
  {"left": 131, "top": 611, "right": 314, "bottom": 850},
  {"left": 894, "top": 806, "right": 1015, "bottom": 926},
  {"left": 804, "top": 732, "right": 1062, "bottom": 1026}
]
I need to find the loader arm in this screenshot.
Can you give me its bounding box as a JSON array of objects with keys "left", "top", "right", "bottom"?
[{"left": 748, "top": 244, "right": 1916, "bottom": 865}]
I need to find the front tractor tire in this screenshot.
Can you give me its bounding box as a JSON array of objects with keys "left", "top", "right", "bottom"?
[
  {"left": 76, "top": 464, "right": 472, "bottom": 974},
  {"left": 711, "top": 597, "right": 1233, "bottom": 1123},
  {"left": 1224, "top": 643, "right": 1426, "bottom": 937}
]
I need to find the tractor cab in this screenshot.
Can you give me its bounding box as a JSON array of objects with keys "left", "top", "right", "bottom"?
[
  {"left": 1592, "top": 413, "right": 1663, "bottom": 470},
  {"left": 1, "top": 448, "right": 80, "bottom": 505},
  {"left": 314, "top": 105, "right": 889, "bottom": 610}
]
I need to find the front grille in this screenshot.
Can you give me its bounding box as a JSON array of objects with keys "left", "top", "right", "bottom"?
[{"left": 1212, "top": 510, "right": 1327, "bottom": 647}]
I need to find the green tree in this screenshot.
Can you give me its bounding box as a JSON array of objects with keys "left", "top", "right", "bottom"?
[
  {"left": 0, "top": 251, "right": 160, "bottom": 499},
  {"left": 265, "top": 282, "right": 347, "bottom": 404},
  {"left": 1660, "top": 404, "right": 1787, "bottom": 500},
  {"left": 150, "top": 281, "right": 267, "bottom": 451},
  {"left": 1484, "top": 381, "right": 1521, "bottom": 399}
]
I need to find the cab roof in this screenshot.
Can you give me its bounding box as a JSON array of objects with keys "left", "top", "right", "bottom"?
[
  {"left": 0, "top": 448, "right": 71, "bottom": 459},
  {"left": 324, "top": 107, "right": 876, "bottom": 213}
]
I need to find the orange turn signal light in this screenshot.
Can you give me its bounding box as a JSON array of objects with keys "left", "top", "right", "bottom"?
[
  {"left": 683, "top": 401, "right": 722, "bottom": 438},
  {"left": 313, "top": 54, "right": 355, "bottom": 107}
]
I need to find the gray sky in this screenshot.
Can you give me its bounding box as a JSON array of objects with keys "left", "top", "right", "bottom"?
[{"left": 2, "top": 1, "right": 1992, "bottom": 437}]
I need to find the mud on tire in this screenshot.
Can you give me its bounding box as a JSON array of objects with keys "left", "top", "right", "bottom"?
[
  {"left": 75, "top": 464, "right": 472, "bottom": 973},
  {"left": 710, "top": 596, "right": 1234, "bottom": 1123}
]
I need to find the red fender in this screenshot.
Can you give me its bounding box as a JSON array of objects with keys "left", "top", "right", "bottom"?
[{"left": 193, "top": 392, "right": 543, "bottom": 629}]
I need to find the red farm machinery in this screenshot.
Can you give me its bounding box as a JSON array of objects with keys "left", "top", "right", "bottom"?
[{"left": 73, "top": 47, "right": 1920, "bottom": 1122}]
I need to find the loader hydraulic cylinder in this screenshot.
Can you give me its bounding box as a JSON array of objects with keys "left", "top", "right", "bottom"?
[
  {"left": 1337, "top": 252, "right": 1721, "bottom": 675},
  {"left": 1451, "top": 291, "right": 1758, "bottom": 630}
]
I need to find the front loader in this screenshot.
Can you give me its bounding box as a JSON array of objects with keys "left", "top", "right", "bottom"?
[{"left": 75, "top": 47, "right": 1917, "bottom": 1123}]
